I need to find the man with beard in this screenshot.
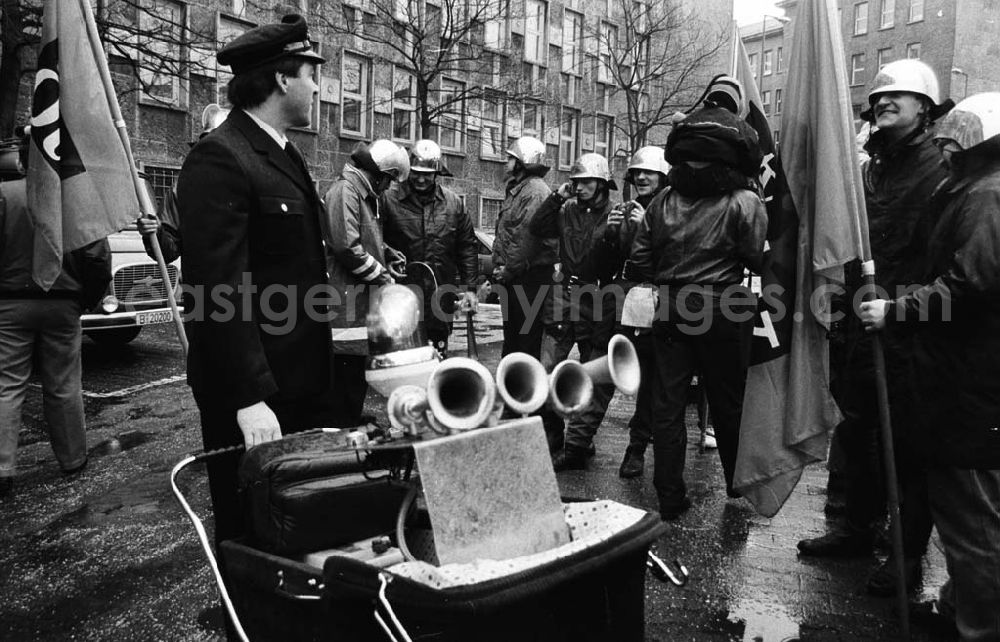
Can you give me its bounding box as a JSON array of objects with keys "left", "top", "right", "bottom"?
[
  {"left": 380, "top": 139, "right": 478, "bottom": 357},
  {"left": 589, "top": 146, "right": 671, "bottom": 478},
  {"left": 529, "top": 153, "right": 618, "bottom": 470}
]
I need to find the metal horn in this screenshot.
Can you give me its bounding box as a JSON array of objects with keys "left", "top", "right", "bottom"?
[
  {"left": 426, "top": 357, "right": 497, "bottom": 432},
  {"left": 581, "top": 334, "right": 641, "bottom": 396},
  {"left": 548, "top": 360, "right": 594, "bottom": 417},
  {"left": 495, "top": 352, "right": 550, "bottom": 416}
]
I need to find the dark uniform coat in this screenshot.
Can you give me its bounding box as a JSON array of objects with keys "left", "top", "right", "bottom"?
[{"left": 177, "top": 109, "right": 331, "bottom": 413}]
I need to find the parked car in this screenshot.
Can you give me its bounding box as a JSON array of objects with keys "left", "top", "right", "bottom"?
[{"left": 82, "top": 225, "right": 181, "bottom": 345}]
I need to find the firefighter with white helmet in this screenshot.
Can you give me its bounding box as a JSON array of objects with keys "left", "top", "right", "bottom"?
[
  {"left": 380, "top": 139, "right": 478, "bottom": 357},
  {"left": 137, "top": 103, "right": 233, "bottom": 263},
  {"left": 493, "top": 136, "right": 558, "bottom": 362},
  {"left": 528, "top": 152, "right": 619, "bottom": 467},
  {"left": 798, "top": 58, "right": 953, "bottom": 595},
  {"left": 861, "top": 93, "right": 1000, "bottom": 638},
  {"left": 323, "top": 139, "right": 409, "bottom": 424},
  {"left": 585, "top": 145, "right": 672, "bottom": 479}
]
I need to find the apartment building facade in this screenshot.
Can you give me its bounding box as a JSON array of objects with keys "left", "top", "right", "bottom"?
[
  {"left": 9, "top": 0, "right": 731, "bottom": 230},
  {"left": 741, "top": 0, "right": 1000, "bottom": 141}
]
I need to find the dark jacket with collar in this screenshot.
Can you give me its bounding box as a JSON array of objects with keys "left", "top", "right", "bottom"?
[
  {"left": 889, "top": 152, "right": 1000, "bottom": 469},
  {"left": 493, "top": 175, "right": 557, "bottom": 281},
  {"left": 176, "top": 109, "right": 331, "bottom": 410},
  {"left": 380, "top": 180, "right": 478, "bottom": 288}
]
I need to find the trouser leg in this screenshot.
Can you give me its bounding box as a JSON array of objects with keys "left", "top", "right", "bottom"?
[
  {"left": 332, "top": 354, "right": 368, "bottom": 427},
  {"left": 35, "top": 300, "right": 88, "bottom": 471},
  {"left": 650, "top": 326, "right": 696, "bottom": 510},
  {"left": 625, "top": 331, "right": 654, "bottom": 450},
  {"left": 693, "top": 317, "right": 750, "bottom": 493},
  {"left": 837, "top": 372, "right": 885, "bottom": 533},
  {"left": 501, "top": 277, "right": 547, "bottom": 359},
  {"left": 0, "top": 300, "right": 34, "bottom": 478},
  {"left": 927, "top": 467, "right": 1000, "bottom": 641},
  {"left": 564, "top": 335, "right": 614, "bottom": 452},
  {"left": 538, "top": 324, "right": 573, "bottom": 452}
]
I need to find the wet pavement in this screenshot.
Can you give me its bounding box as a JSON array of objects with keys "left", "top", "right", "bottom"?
[{"left": 0, "top": 315, "right": 955, "bottom": 641}]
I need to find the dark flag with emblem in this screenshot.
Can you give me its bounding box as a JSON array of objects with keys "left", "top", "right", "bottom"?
[
  {"left": 27, "top": 0, "right": 140, "bottom": 289},
  {"left": 731, "top": 1, "right": 865, "bottom": 517}
]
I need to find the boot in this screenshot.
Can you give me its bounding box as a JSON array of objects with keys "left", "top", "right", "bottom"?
[
  {"left": 866, "top": 556, "right": 922, "bottom": 596},
  {"left": 552, "top": 446, "right": 590, "bottom": 472},
  {"left": 797, "top": 527, "right": 873, "bottom": 557},
  {"left": 618, "top": 445, "right": 645, "bottom": 479}
]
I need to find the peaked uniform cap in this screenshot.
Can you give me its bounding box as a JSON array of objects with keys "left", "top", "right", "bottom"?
[{"left": 217, "top": 14, "right": 325, "bottom": 75}]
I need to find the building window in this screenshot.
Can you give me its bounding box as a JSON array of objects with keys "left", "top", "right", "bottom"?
[
  {"left": 850, "top": 53, "right": 866, "bottom": 86},
  {"left": 559, "top": 107, "right": 579, "bottom": 169},
  {"left": 341, "top": 52, "right": 371, "bottom": 137},
  {"left": 561, "top": 74, "right": 578, "bottom": 104},
  {"left": 762, "top": 90, "right": 772, "bottom": 115},
  {"left": 906, "top": 42, "right": 921, "bottom": 59},
  {"left": 596, "top": 85, "right": 611, "bottom": 112},
  {"left": 775, "top": 88, "right": 783, "bottom": 114},
  {"left": 522, "top": 100, "right": 544, "bottom": 137},
  {"left": 598, "top": 22, "right": 617, "bottom": 84},
  {"left": 437, "top": 79, "right": 465, "bottom": 152},
  {"left": 853, "top": 2, "right": 869, "bottom": 35},
  {"left": 908, "top": 0, "right": 923, "bottom": 22},
  {"left": 763, "top": 50, "right": 773, "bottom": 76},
  {"left": 480, "top": 92, "right": 506, "bottom": 160},
  {"left": 776, "top": 47, "right": 784, "bottom": 73},
  {"left": 217, "top": 15, "right": 253, "bottom": 106},
  {"left": 594, "top": 115, "right": 612, "bottom": 158},
  {"left": 485, "top": 15, "right": 506, "bottom": 49},
  {"left": 140, "top": 0, "right": 187, "bottom": 108},
  {"left": 562, "top": 9, "right": 583, "bottom": 73},
  {"left": 479, "top": 196, "right": 503, "bottom": 230},
  {"left": 880, "top": 0, "right": 895, "bottom": 28},
  {"left": 143, "top": 165, "right": 180, "bottom": 212},
  {"left": 749, "top": 52, "right": 759, "bottom": 79},
  {"left": 392, "top": 67, "right": 416, "bottom": 143},
  {"left": 524, "top": 0, "right": 547, "bottom": 64},
  {"left": 877, "top": 47, "right": 892, "bottom": 69}
]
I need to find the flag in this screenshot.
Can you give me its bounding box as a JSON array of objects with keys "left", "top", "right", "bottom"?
[
  {"left": 733, "top": 0, "right": 866, "bottom": 517},
  {"left": 27, "top": 0, "right": 140, "bottom": 289}
]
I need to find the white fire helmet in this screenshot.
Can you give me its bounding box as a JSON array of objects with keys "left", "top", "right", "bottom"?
[
  {"left": 625, "top": 146, "right": 671, "bottom": 184},
  {"left": 201, "top": 103, "right": 230, "bottom": 133},
  {"left": 865, "top": 59, "right": 951, "bottom": 121},
  {"left": 569, "top": 153, "right": 617, "bottom": 190},
  {"left": 506, "top": 136, "right": 549, "bottom": 168},
  {"left": 353, "top": 139, "right": 410, "bottom": 182},
  {"left": 409, "top": 139, "right": 451, "bottom": 176},
  {"left": 934, "top": 92, "right": 1000, "bottom": 153}
]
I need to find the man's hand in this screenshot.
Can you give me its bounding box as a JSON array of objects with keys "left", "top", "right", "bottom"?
[
  {"left": 458, "top": 290, "right": 479, "bottom": 314},
  {"left": 556, "top": 182, "right": 573, "bottom": 200},
  {"left": 624, "top": 201, "right": 645, "bottom": 225},
  {"left": 136, "top": 214, "right": 160, "bottom": 236},
  {"left": 236, "top": 401, "right": 282, "bottom": 448},
  {"left": 385, "top": 246, "right": 407, "bottom": 280},
  {"left": 492, "top": 265, "right": 506, "bottom": 284},
  {"left": 860, "top": 299, "right": 890, "bottom": 331}
]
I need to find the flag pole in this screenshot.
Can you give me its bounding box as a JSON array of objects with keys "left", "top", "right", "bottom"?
[
  {"left": 853, "top": 144, "right": 911, "bottom": 642},
  {"left": 77, "top": 0, "right": 188, "bottom": 357}
]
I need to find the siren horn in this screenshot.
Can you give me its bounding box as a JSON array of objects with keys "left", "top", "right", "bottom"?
[
  {"left": 548, "top": 360, "right": 594, "bottom": 417},
  {"left": 495, "top": 352, "right": 550, "bottom": 416},
  {"left": 581, "top": 334, "right": 641, "bottom": 396},
  {"left": 426, "top": 357, "right": 497, "bottom": 432}
]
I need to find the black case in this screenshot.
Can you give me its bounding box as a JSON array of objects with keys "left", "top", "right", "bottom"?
[{"left": 236, "top": 432, "right": 410, "bottom": 555}]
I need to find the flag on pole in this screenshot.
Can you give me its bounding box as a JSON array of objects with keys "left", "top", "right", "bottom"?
[
  {"left": 733, "top": 0, "right": 866, "bottom": 517},
  {"left": 27, "top": 0, "right": 139, "bottom": 289}
]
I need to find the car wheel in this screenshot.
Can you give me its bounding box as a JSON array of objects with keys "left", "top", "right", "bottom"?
[{"left": 87, "top": 327, "right": 143, "bottom": 345}]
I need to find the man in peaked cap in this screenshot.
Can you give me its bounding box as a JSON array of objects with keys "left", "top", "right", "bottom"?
[{"left": 176, "top": 14, "right": 331, "bottom": 556}]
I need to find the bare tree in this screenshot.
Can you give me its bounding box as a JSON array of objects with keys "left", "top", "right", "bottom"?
[
  {"left": 589, "top": 0, "right": 726, "bottom": 160},
  {"left": 320, "top": 0, "right": 531, "bottom": 142},
  {"left": 0, "top": 0, "right": 218, "bottom": 136}
]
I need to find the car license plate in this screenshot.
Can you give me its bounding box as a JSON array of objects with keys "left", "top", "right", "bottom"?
[{"left": 135, "top": 310, "right": 172, "bottom": 326}]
